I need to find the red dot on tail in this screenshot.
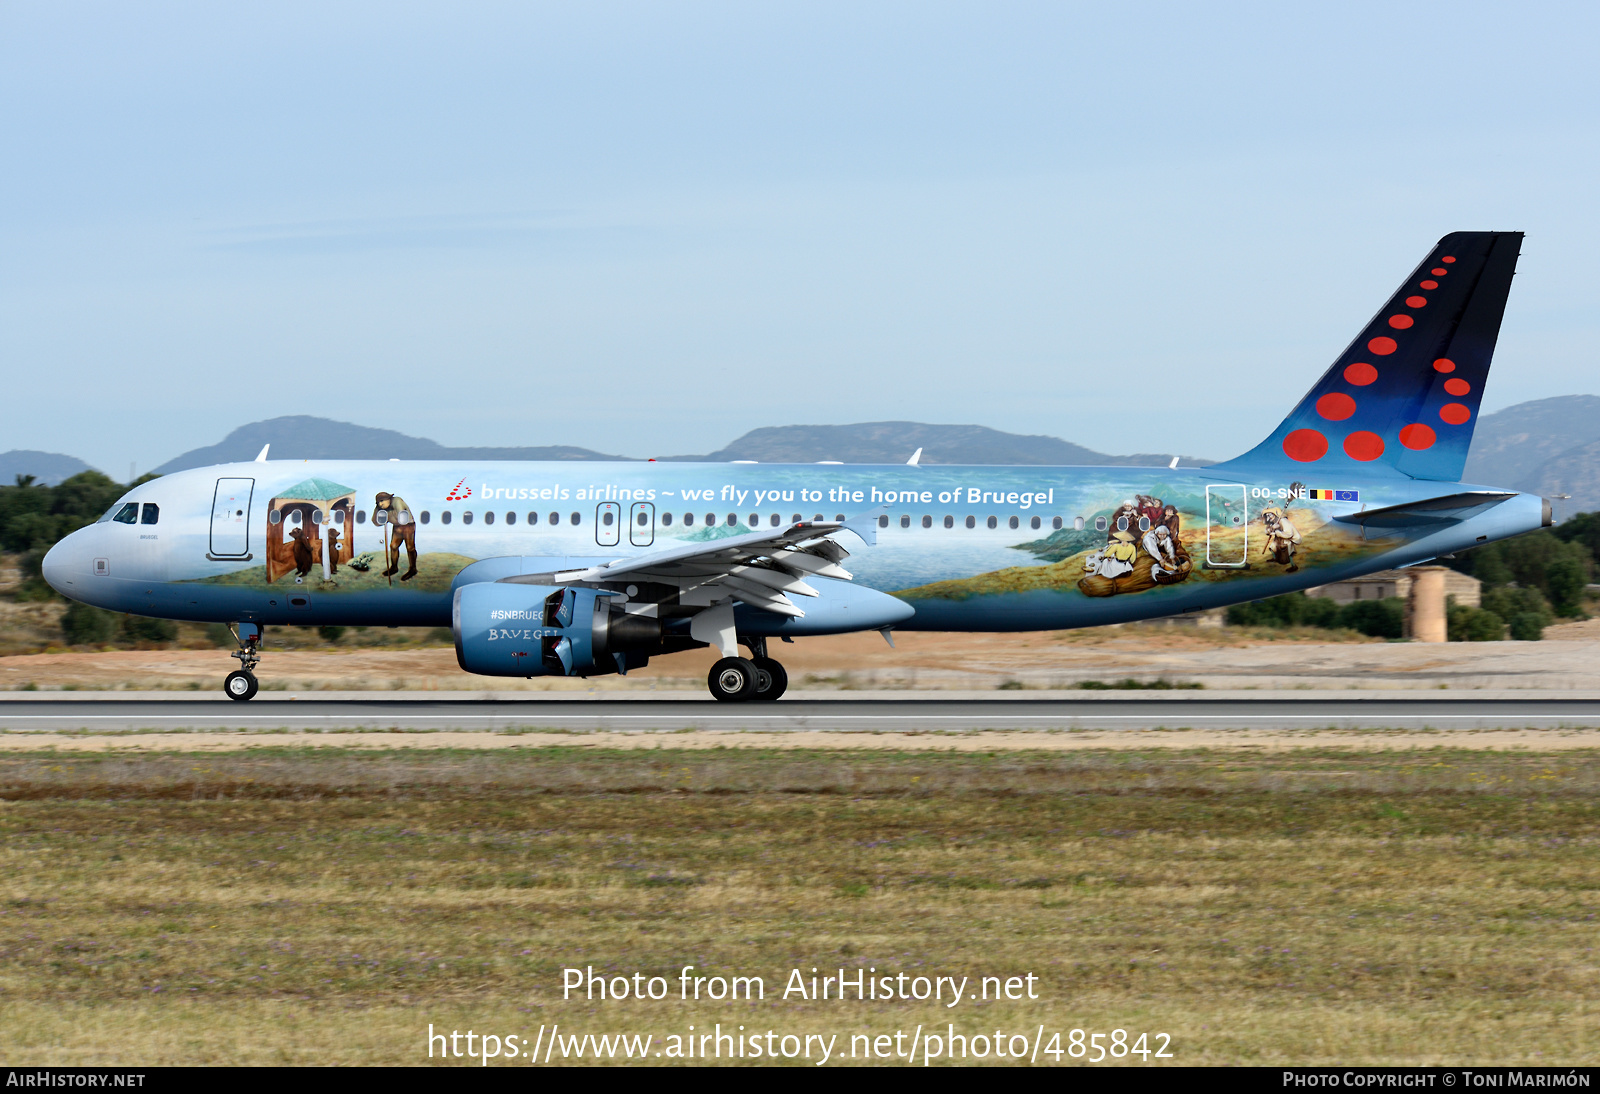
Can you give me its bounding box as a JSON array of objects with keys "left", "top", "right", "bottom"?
[
  {"left": 1344, "top": 362, "right": 1378, "bottom": 386},
  {"left": 1368, "top": 337, "right": 1398, "bottom": 355},
  {"left": 1399, "top": 423, "right": 1436, "bottom": 450},
  {"left": 1344, "top": 431, "right": 1385, "bottom": 461},
  {"left": 1440, "top": 403, "right": 1471, "bottom": 425},
  {"left": 1444, "top": 378, "right": 1471, "bottom": 396},
  {"left": 1388, "top": 315, "right": 1414, "bottom": 329},
  {"left": 1442, "top": 255, "right": 1456, "bottom": 263},
  {"left": 1405, "top": 296, "right": 1427, "bottom": 308},
  {"left": 1317, "top": 393, "right": 1357, "bottom": 421},
  {"left": 1433, "top": 358, "right": 1456, "bottom": 372},
  {"left": 1283, "top": 428, "right": 1329, "bottom": 462},
  {"left": 1420, "top": 279, "right": 1438, "bottom": 289}
]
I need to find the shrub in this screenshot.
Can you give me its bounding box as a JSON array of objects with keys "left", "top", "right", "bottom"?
[
  {"left": 205, "top": 622, "right": 235, "bottom": 648},
  {"left": 1335, "top": 597, "right": 1405, "bottom": 638},
  {"left": 317, "top": 625, "right": 346, "bottom": 643},
  {"left": 1448, "top": 601, "right": 1505, "bottom": 641},
  {"left": 1508, "top": 611, "right": 1545, "bottom": 641},
  {"left": 121, "top": 615, "right": 177, "bottom": 643},
  {"left": 1481, "top": 585, "right": 1552, "bottom": 635},
  {"left": 1226, "top": 591, "right": 1339, "bottom": 628},
  {"left": 61, "top": 601, "right": 116, "bottom": 645}
]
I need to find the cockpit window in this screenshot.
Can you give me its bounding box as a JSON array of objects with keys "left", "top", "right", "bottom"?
[
  {"left": 111, "top": 502, "right": 139, "bottom": 525},
  {"left": 140, "top": 504, "right": 159, "bottom": 525}
]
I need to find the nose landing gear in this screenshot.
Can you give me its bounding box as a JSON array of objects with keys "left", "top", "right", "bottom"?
[{"left": 224, "top": 622, "right": 263, "bottom": 701}]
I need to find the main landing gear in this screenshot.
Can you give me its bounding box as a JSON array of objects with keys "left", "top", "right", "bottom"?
[
  {"left": 224, "top": 622, "right": 262, "bottom": 701},
  {"left": 707, "top": 637, "right": 787, "bottom": 702}
]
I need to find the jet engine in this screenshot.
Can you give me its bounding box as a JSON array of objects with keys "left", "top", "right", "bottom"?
[{"left": 453, "top": 582, "right": 662, "bottom": 678}]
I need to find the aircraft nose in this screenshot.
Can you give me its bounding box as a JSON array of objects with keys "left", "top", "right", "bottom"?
[{"left": 42, "top": 534, "right": 80, "bottom": 595}]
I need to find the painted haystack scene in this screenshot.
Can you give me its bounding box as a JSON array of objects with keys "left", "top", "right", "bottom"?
[{"left": 894, "top": 486, "right": 1389, "bottom": 602}]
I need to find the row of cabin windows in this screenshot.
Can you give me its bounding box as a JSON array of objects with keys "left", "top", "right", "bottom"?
[{"left": 109, "top": 505, "right": 1107, "bottom": 534}]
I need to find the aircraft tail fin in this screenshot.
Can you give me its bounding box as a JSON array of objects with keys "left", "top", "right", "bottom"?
[{"left": 1211, "top": 231, "right": 1523, "bottom": 482}]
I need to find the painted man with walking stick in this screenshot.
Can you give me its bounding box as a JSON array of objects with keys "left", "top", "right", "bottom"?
[{"left": 373, "top": 491, "right": 419, "bottom": 582}]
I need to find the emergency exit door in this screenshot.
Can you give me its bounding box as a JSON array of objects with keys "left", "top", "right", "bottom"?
[
  {"left": 209, "top": 478, "right": 254, "bottom": 560},
  {"left": 629, "top": 502, "right": 655, "bottom": 546},
  {"left": 1205, "top": 484, "right": 1247, "bottom": 569},
  {"left": 595, "top": 502, "right": 621, "bottom": 546}
]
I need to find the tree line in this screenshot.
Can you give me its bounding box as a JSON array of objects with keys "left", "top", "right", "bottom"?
[{"left": 1228, "top": 518, "right": 1596, "bottom": 640}]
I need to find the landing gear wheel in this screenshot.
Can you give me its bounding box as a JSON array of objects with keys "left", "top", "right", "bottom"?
[
  {"left": 708, "top": 657, "right": 759, "bottom": 702},
  {"left": 751, "top": 657, "right": 787, "bottom": 701},
  {"left": 224, "top": 670, "right": 259, "bottom": 702}
]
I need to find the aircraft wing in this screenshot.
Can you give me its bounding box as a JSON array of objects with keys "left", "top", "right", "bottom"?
[
  {"left": 1331, "top": 491, "right": 1517, "bottom": 531},
  {"left": 499, "top": 510, "right": 884, "bottom": 618}
]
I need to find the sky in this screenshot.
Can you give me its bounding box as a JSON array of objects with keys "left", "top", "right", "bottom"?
[{"left": 3, "top": 2, "right": 1598, "bottom": 476}]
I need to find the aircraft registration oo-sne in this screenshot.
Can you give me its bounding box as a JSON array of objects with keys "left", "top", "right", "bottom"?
[{"left": 44, "top": 231, "right": 1548, "bottom": 702}]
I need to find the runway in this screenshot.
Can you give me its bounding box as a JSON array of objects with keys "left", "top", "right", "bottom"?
[{"left": 7, "top": 692, "right": 1600, "bottom": 732}]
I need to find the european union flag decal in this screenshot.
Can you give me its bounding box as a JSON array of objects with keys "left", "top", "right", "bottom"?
[{"left": 1335, "top": 489, "right": 1359, "bottom": 502}]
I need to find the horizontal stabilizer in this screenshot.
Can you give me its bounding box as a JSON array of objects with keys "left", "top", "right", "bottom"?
[{"left": 1332, "top": 490, "right": 1515, "bottom": 530}]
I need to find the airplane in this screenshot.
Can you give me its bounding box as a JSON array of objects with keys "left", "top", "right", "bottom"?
[{"left": 43, "top": 231, "right": 1545, "bottom": 702}]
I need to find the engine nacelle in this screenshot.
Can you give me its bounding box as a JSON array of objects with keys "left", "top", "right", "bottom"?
[{"left": 453, "top": 582, "right": 662, "bottom": 678}]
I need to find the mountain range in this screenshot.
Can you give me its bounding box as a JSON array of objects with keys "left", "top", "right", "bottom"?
[{"left": 7, "top": 399, "right": 1600, "bottom": 516}]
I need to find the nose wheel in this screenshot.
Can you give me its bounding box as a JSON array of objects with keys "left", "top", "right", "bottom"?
[
  {"left": 224, "top": 622, "right": 264, "bottom": 701},
  {"left": 224, "top": 670, "right": 259, "bottom": 701}
]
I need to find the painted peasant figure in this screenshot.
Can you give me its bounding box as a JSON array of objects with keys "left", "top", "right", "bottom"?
[
  {"left": 374, "top": 492, "right": 419, "bottom": 581},
  {"left": 1260, "top": 506, "right": 1302, "bottom": 572}
]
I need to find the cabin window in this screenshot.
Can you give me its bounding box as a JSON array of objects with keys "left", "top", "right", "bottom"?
[
  {"left": 1010, "top": 516, "right": 1020, "bottom": 530},
  {"left": 333, "top": 509, "right": 345, "bottom": 525},
  {"left": 570, "top": 512, "right": 580, "bottom": 525},
  {"left": 835, "top": 514, "right": 845, "bottom": 521},
  {"left": 602, "top": 511, "right": 613, "bottom": 527},
  {"left": 748, "top": 514, "right": 759, "bottom": 526},
  {"left": 964, "top": 515, "right": 975, "bottom": 529},
  {"left": 462, "top": 511, "right": 474, "bottom": 525},
  {"left": 1094, "top": 516, "right": 1107, "bottom": 531},
  {"left": 140, "top": 503, "right": 160, "bottom": 525},
  {"left": 878, "top": 515, "right": 890, "bottom": 528},
  {"left": 1071, "top": 516, "right": 1081, "bottom": 530},
  {"left": 1116, "top": 516, "right": 1128, "bottom": 531},
  {"left": 943, "top": 515, "right": 954, "bottom": 529},
  {"left": 770, "top": 513, "right": 781, "bottom": 527},
  {"left": 640, "top": 512, "right": 651, "bottom": 527},
  {"left": 707, "top": 513, "right": 717, "bottom": 526},
  {"left": 683, "top": 512, "right": 695, "bottom": 526},
  {"left": 727, "top": 514, "right": 737, "bottom": 526},
  {"left": 484, "top": 511, "right": 495, "bottom": 525},
  {"left": 268, "top": 510, "right": 282, "bottom": 525},
  {"left": 900, "top": 515, "right": 911, "bottom": 528},
  {"left": 356, "top": 510, "right": 367, "bottom": 524},
  {"left": 1030, "top": 516, "right": 1041, "bottom": 530},
  {"left": 1139, "top": 516, "right": 1150, "bottom": 532},
  {"left": 790, "top": 513, "right": 801, "bottom": 523},
  {"left": 417, "top": 511, "right": 429, "bottom": 525},
  {"left": 922, "top": 515, "right": 932, "bottom": 528},
  {"left": 662, "top": 512, "right": 673, "bottom": 526},
  {"left": 441, "top": 510, "right": 452, "bottom": 524},
  {"left": 549, "top": 512, "right": 560, "bottom": 525},
  {"left": 507, "top": 511, "right": 517, "bottom": 525},
  {"left": 313, "top": 509, "right": 325, "bottom": 525},
  {"left": 986, "top": 516, "right": 998, "bottom": 529}
]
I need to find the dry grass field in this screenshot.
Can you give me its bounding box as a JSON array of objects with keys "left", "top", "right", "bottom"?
[{"left": 1, "top": 742, "right": 1596, "bottom": 1066}]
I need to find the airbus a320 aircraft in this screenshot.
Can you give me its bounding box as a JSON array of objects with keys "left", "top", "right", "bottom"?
[{"left": 44, "top": 232, "right": 1545, "bottom": 701}]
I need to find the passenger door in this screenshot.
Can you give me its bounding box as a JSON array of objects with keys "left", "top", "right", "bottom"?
[
  {"left": 629, "top": 501, "right": 655, "bottom": 546},
  {"left": 1205, "top": 484, "right": 1248, "bottom": 569},
  {"left": 209, "top": 478, "right": 254, "bottom": 560},
  {"left": 595, "top": 501, "right": 621, "bottom": 547}
]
